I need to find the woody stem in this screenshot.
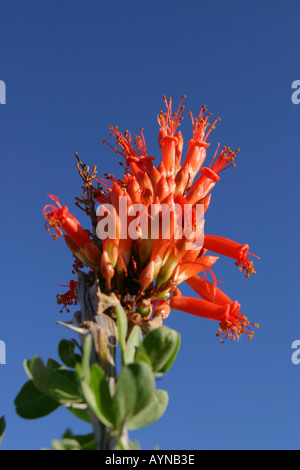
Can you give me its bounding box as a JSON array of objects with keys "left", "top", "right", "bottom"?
[{"left": 76, "top": 270, "right": 129, "bottom": 450}]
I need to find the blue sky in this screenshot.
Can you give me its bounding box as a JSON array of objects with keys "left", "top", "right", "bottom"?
[{"left": 0, "top": 0, "right": 299, "bottom": 450}]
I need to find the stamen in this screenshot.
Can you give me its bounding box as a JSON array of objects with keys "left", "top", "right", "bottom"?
[
  {"left": 209, "top": 147, "right": 239, "bottom": 174},
  {"left": 56, "top": 280, "right": 78, "bottom": 313},
  {"left": 158, "top": 95, "right": 186, "bottom": 136}
]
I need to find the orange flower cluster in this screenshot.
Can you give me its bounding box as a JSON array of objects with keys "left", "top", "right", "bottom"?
[{"left": 44, "top": 96, "right": 258, "bottom": 341}]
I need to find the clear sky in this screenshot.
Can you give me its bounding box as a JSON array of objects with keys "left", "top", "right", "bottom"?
[{"left": 0, "top": 0, "right": 299, "bottom": 450}]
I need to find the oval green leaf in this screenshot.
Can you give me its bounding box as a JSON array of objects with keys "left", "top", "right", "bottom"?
[
  {"left": 127, "top": 389, "right": 169, "bottom": 430},
  {"left": 113, "top": 362, "right": 154, "bottom": 429},
  {"left": 15, "top": 381, "right": 59, "bottom": 419},
  {"left": 136, "top": 326, "right": 180, "bottom": 375}
]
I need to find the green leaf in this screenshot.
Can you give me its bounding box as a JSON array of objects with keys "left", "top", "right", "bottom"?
[
  {"left": 30, "top": 357, "right": 52, "bottom": 395},
  {"left": 136, "top": 326, "right": 180, "bottom": 375},
  {"left": 90, "top": 364, "right": 114, "bottom": 426},
  {"left": 24, "top": 356, "right": 83, "bottom": 405},
  {"left": 51, "top": 439, "right": 71, "bottom": 451},
  {"left": 80, "top": 335, "right": 92, "bottom": 384},
  {"left": 0, "top": 416, "right": 6, "bottom": 445},
  {"left": 79, "top": 378, "right": 100, "bottom": 421},
  {"left": 58, "top": 339, "right": 81, "bottom": 368},
  {"left": 68, "top": 407, "right": 91, "bottom": 424},
  {"left": 78, "top": 364, "right": 113, "bottom": 428},
  {"left": 158, "top": 331, "right": 180, "bottom": 375},
  {"left": 75, "top": 334, "right": 115, "bottom": 427},
  {"left": 23, "top": 359, "right": 33, "bottom": 380},
  {"left": 52, "top": 431, "right": 95, "bottom": 450},
  {"left": 71, "top": 338, "right": 82, "bottom": 353},
  {"left": 115, "top": 302, "right": 128, "bottom": 352},
  {"left": 127, "top": 390, "right": 169, "bottom": 430},
  {"left": 47, "top": 358, "right": 63, "bottom": 370},
  {"left": 134, "top": 351, "right": 152, "bottom": 368},
  {"left": 15, "top": 381, "right": 59, "bottom": 419},
  {"left": 113, "top": 362, "right": 154, "bottom": 429},
  {"left": 124, "top": 326, "right": 142, "bottom": 365},
  {"left": 47, "top": 368, "right": 83, "bottom": 404}
]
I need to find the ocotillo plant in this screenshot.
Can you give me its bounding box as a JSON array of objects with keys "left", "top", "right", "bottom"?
[{"left": 14, "top": 96, "right": 258, "bottom": 450}]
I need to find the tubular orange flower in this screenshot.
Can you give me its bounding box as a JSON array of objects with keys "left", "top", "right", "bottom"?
[
  {"left": 170, "top": 295, "right": 257, "bottom": 342},
  {"left": 185, "top": 275, "right": 259, "bottom": 340},
  {"left": 185, "top": 167, "right": 220, "bottom": 206},
  {"left": 63, "top": 235, "right": 91, "bottom": 267},
  {"left": 157, "top": 95, "right": 186, "bottom": 177},
  {"left": 44, "top": 194, "right": 101, "bottom": 267},
  {"left": 203, "top": 235, "right": 257, "bottom": 277},
  {"left": 177, "top": 255, "right": 219, "bottom": 284},
  {"left": 44, "top": 96, "right": 259, "bottom": 342},
  {"left": 186, "top": 275, "right": 231, "bottom": 305},
  {"left": 44, "top": 194, "right": 91, "bottom": 246},
  {"left": 182, "top": 106, "right": 219, "bottom": 185}
]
